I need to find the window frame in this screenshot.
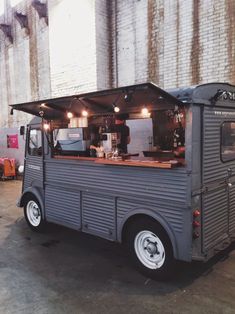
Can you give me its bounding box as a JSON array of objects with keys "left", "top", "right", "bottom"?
[
  {"left": 28, "top": 127, "right": 43, "bottom": 156},
  {"left": 221, "top": 121, "right": 235, "bottom": 163}
]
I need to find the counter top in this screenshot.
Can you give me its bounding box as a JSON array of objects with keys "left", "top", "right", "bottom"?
[{"left": 53, "top": 155, "right": 184, "bottom": 169}]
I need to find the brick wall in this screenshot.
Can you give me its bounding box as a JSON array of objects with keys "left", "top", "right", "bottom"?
[
  {"left": 48, "top": 0, "right": 98, "bottom": 97},
  {"left": 0, "top": 0, "right": 235, "bottom": 164}
]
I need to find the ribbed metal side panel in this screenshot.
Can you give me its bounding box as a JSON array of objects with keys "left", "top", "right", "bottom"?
[
  {"left": 229, "top": 186, "right": 235, "bottom": 234},
  {"left": 82, "top": 193, "right": 115, "bottom": 238},
  {"left": 45, "top": 186, "right": 81, "bottom": 230},
  {"left": 117, "top": 198, "right": 184, "bottom": 233},
  {"left": 203, "top": 189, "right": 228, "bottom": 250},
  {"left": 44, "top": 161, "right": 188, "bottom": 241},
  {"left": 23, "top": 157, "right": 43, "bottom": 189},
  {"left": 202, "top": 107, "right": 235, "bottom": 251},
  {"left": 45, "top": 161, "right": 187, "bottom": 204},
  {"left": 203, "top": 107, "right": 235, "bottom": 183}
]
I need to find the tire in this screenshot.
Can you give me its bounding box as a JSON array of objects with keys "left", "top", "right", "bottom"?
[
  {"left": 24, "top": 195, "right": 46, "bottom": 232},
  {"left": 127, "top": 218, "right": 175, "bottom": 280}
]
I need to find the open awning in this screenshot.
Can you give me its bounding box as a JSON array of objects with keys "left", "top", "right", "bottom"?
[{"left": 10, "top": 82, "right": 183, "bottom": 120}]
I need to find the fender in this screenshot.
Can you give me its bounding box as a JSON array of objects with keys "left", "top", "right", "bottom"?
[
  {"left": 17, "top": 186, "right": 45, "bottom": 219},
  {"left": 117, "top": 207, "right": 179, "bottom": 259}
]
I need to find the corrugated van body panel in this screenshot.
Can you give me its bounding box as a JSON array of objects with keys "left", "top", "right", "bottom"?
[
  {"left": 23, "top": 156, "right": 43, "bottom": 190},
  {"left": 82, "top": 193, "right": 115, "bottom": 239},
  {"left": 44, "top": 160, "right": 191, "bottom": 261},
  {"left": 202, "top": 106, "right": 235, "bottom": 251},
  {"left": 45, "top": 161, "right": 187, "bottom": 203},
  {"left": 203, "top": 107, "right": 235, "bottom": 183},
  {"left": 229, "top": 185, "right": 235, "bottom": 234},
  {"left": 203, "top": 188, "right": 228, "bottom": 250},
  {"left": 45, "top": 185, "right": 81, "bottom": 230},
  {"left": 117, "top": 198, "right": 184, "bottom": 234}
]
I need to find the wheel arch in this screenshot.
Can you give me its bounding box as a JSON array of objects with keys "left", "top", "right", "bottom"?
[
  {"left": 18, "top": 187, "right": 45, "bottom": 218},
  {"left": 118, "top": 210, "right": 179, "bottom": 259}
]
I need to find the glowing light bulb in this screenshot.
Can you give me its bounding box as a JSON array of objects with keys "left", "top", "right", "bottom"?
[
  {"left": 141, "top": 107, "right": 149, "bottom": 116},
  {"left": 43, "top": 123, "right": 50, "bottom": 131},
  {"left": 41, "top": 103, "right": 46, "bottom": 108},
  {"left": 114, "top": 106, "right": 120, "bottom": 113},
  {"left": 67, "top": 111, "right": 73, "bottom": 119},
  {"left": 82, "top": 109, "right": 88, "bottom": 117}
]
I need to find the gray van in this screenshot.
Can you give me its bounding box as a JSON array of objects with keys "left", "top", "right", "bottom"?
[{"left": 11, "top": 82, "right": 235, "bottom": 279}]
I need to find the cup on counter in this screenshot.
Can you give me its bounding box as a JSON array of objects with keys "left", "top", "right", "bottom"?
[
  {"left": 96, "top": 151, "right": 104, "bottom": 158},
  {"left": 105, "top": 151, "right": 113, "bottom": 159}
]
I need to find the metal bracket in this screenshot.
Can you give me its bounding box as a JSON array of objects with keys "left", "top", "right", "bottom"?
[
  {"left": 0, "top": 24, "right": 13, "bottom": 44},
  {"left": 31, "top": 0, "right": 48, "bottom": 25},
  {"left": 14, "top": 12, "right": 29, "bottom": 33}
]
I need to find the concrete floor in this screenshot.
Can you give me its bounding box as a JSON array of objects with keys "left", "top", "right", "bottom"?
[{"left": 0, "top": 181, "right": 235, "bottom": 314}]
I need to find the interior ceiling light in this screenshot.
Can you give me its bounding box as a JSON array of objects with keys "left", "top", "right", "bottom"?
[
  {"left": 82, "top": 109, "right": 88, "bottom": 117},
  {"left": 40, "top": 103, "right": 46, "bottom": 107},
  {"left": 114, "top": 106, "right": 120, "bottom": 113},
  {"left": 141, "top": 107, "right": 149, "bottom": 116},
  {"left": 67, "top": 111, "right": 73, "bottom": 119},
  {"left": 112, "top": 104, "right": 120, "bottom": 113},
  {"left": 43, "top": 123, "right": 50, "bottom": 131}
]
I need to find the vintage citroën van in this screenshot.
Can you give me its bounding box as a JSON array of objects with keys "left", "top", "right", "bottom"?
[{"left": 11, "top": 82, "right": 235, "bottom": 279}]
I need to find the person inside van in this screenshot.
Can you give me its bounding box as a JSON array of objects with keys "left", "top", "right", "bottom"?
[{"left": 113, "top": 115, "right": 130, "bottom": 154}]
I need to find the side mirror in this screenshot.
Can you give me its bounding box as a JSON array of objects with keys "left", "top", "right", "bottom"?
[{"left": 19, "top": 126, "right": 25, "bottom": 136}]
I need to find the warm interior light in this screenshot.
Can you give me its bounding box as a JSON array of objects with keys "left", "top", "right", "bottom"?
[
  {"left": 67, "top": 111, "right": 73, "bottom": 119},
  {"left": 141, "top": 107, "right": 149, "bottom": 116},
  {"left": 114, "top": 106, "right": 120, "bottom": 113},
  {"left": 41, "top": 103, "right": 46, "bottom": 107},
  {"left": 43, "top": 123, "right": 50, "bottom": 131},
  {"left": 82, "top": 109, "right": 88, "bottom": 117}
]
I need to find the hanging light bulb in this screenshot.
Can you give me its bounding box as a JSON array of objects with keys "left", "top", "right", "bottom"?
[
  {"left": 67, "top": 111, "right": 73, "bottom": 119},
  {"left": 82, "top": 109, "right": 88, "bottom": 117},
  {"left": 114, "top": 105, "right": 120, "bottom": 113},
  {"left": 141, "top": 107, "right": 149, "bottom": 116},
  {"left": 43, "top": 123, "right": 50, "bottom": 131}
]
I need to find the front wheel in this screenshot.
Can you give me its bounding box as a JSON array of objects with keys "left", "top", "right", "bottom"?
[
  {"left": 127, "top": 218, "right": 175, "bottom": 280},
  {"left": 24, "top": 196, "right": 46, "bottom": 232}
]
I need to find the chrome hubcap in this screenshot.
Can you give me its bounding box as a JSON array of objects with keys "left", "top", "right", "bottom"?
[
  {"left": 26, "top": 200, "right": 41, "bottom": 227},
  {"left": 134, "top": 230, "right": 165, "bottom": 269}
]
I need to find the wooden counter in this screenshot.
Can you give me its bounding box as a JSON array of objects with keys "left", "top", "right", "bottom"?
[
  {"left": 53, "top": 155, "right": 184, "bottom": 169},
  {"left": 54, "top": 155, "right": 97, "bottom": 161},
  {"left": 94, "top": 158, "right": 175, "bottom": 168}
]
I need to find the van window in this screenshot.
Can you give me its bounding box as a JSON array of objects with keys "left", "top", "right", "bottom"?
[
  {"left": 28, "top": 129, "right": 42, "bottom": 156},
  {"left": 221, "top": 122, "right": 235, "bottom": 162}
]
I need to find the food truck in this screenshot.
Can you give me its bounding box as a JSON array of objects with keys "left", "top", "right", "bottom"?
[{"left": 11, "top": 82, "right": 235, "bottom": 279}]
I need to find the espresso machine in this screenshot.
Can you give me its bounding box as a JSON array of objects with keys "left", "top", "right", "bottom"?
[{"left": 101, "top": 133, "right": 118, "bottom": 152}]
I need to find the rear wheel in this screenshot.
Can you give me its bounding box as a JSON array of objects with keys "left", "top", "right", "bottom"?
[
  {"left": 24, "top": 195, "right": 46, "bottom": 232},
  {"left": 127, "top": 218, "right": 175, "bottom": 280}
]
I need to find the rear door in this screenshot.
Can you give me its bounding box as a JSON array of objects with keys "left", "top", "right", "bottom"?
[
  {"left": 221, "top": 121, "right": 235, "bottom": 237},
  {"left": 202, "top": 107, "right": 233, "bottom": 252}
]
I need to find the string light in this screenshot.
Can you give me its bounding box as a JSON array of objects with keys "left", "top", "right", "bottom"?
[
  {"left": 141, "top": 107, "right": 149, "bottom": 116},
  {"left": 43, "top": 123, "right": 50, "bottom": 131},
  {"left": 82, "top": 109, "right": 88, "bottom": 117},
  {"left": 67, "top": 111, "right": 73, "bottom": 119},
  {"left": 114, "top": 106, "right": 120, "bottom": 113}
]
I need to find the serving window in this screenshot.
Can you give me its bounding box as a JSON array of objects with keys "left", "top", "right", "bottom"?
[
  {"left": 50, "top": 106, "right": 186, "bottom": 164},
  {"left": 221, "top": 122, "right": 235, "bottom": 162}
]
